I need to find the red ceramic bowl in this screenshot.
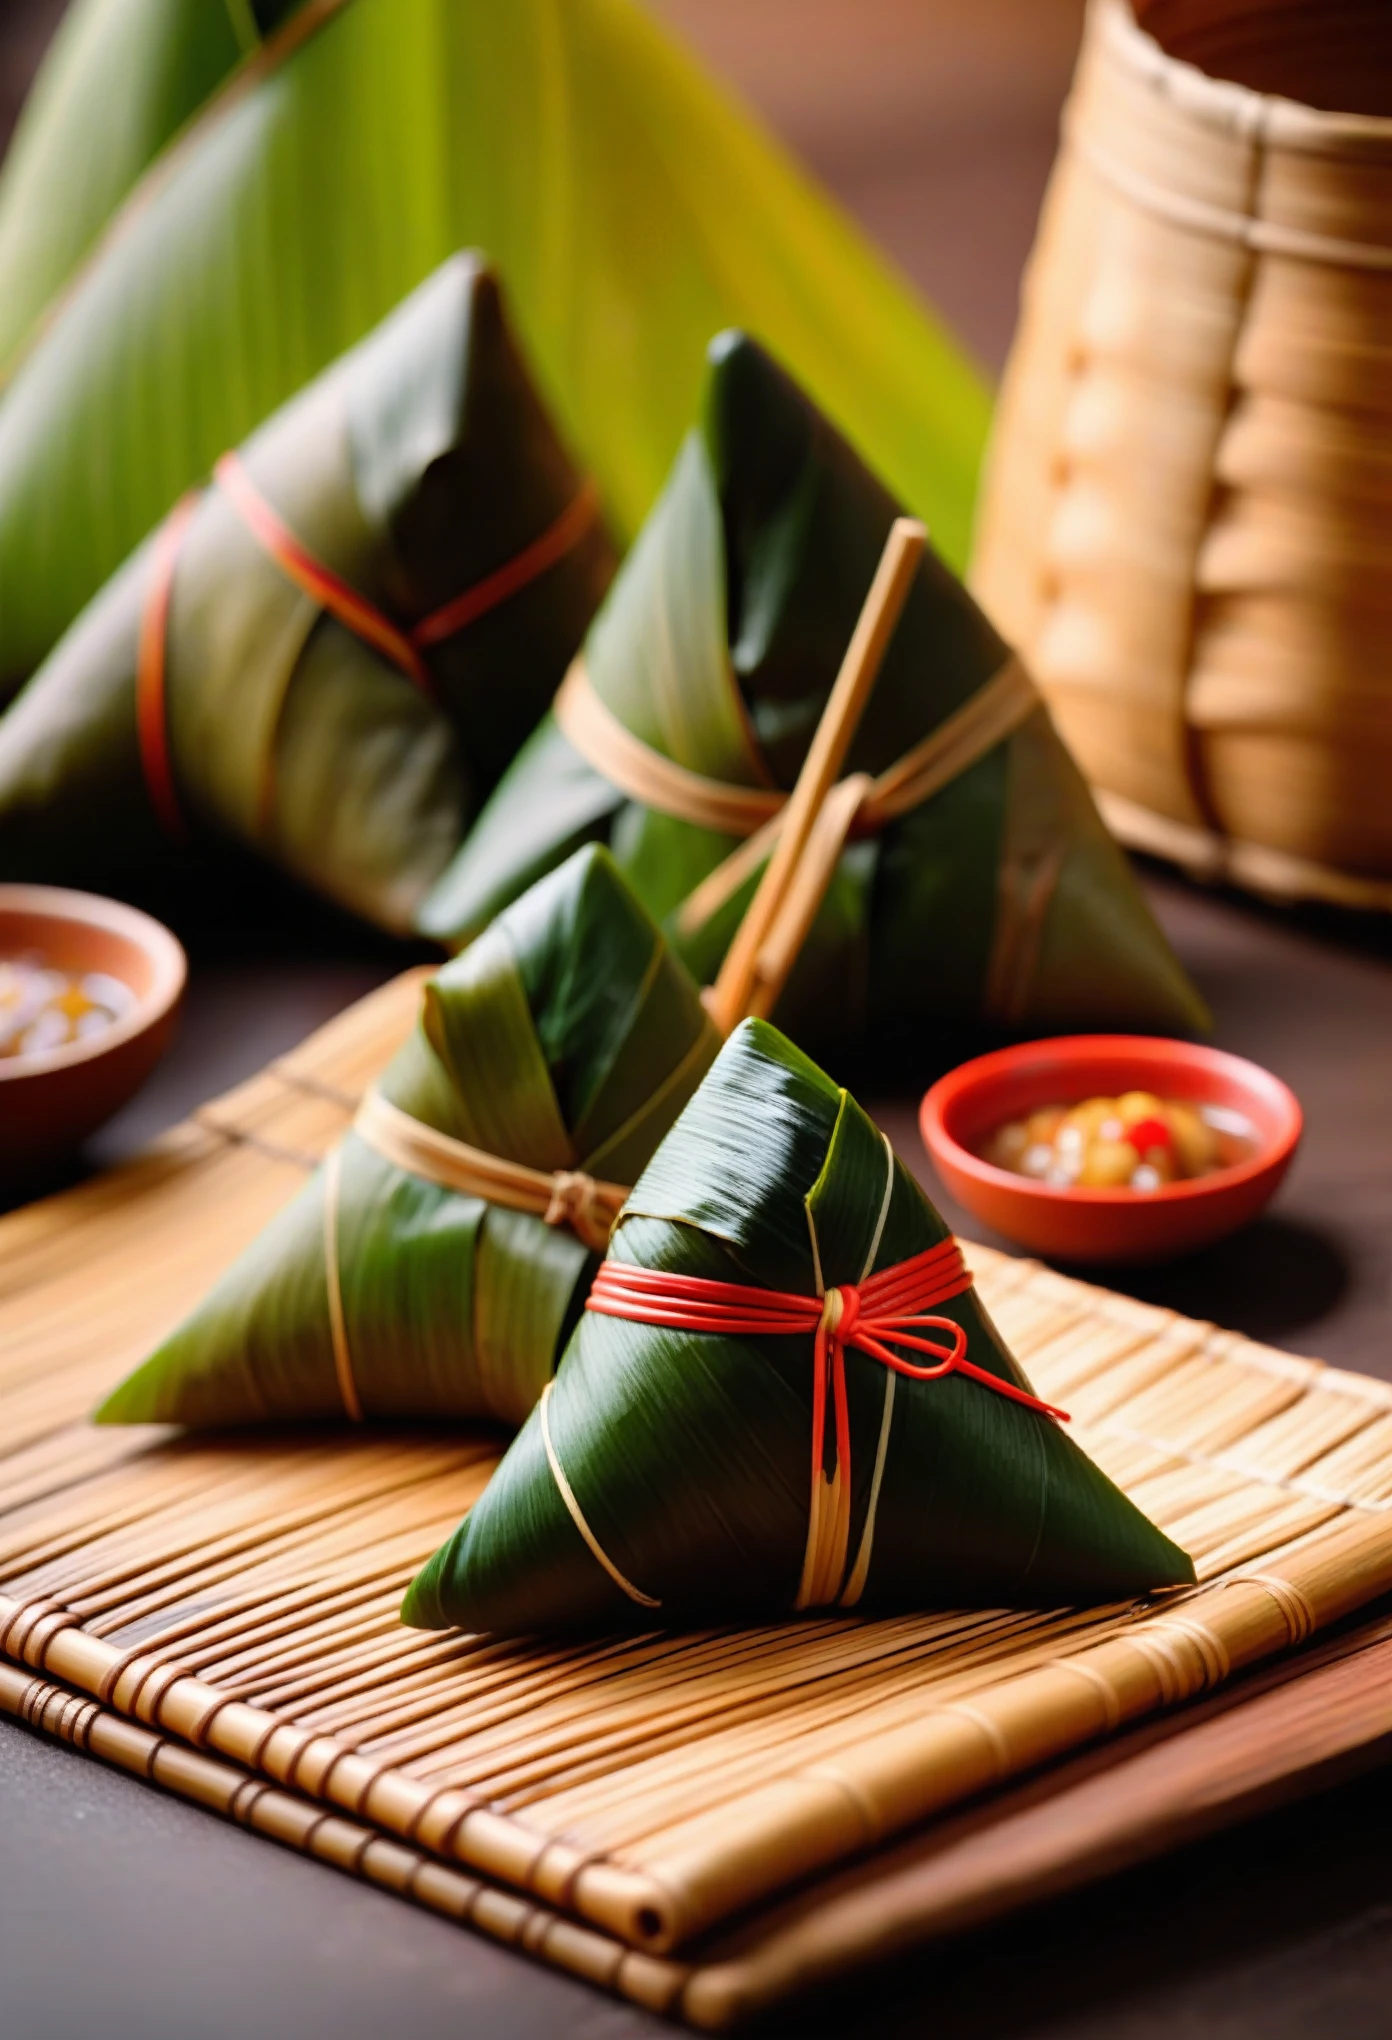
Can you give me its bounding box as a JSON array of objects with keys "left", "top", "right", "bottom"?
[
  {"left": 920, "top": 1036, "right": 1301, "bottom": 1264},
  {"left": 0, "top": 885, "right": 186, "bottom": 1177}
]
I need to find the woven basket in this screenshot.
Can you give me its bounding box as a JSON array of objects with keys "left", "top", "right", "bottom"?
[{"left": 971, "top": 0, "right": 1392, "bottom": 910}]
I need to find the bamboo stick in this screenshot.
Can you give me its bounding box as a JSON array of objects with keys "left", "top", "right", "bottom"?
[{"left": 707, "top": 518, "right": 925, "bottom": 1033}]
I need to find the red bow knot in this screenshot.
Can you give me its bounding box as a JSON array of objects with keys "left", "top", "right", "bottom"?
[
  {"left": 587, "top": 1238, "right": 1065, "bottom": 1421},
  {"left": 586, "top": 1235, "right": 1067, "bottom": 1608}
]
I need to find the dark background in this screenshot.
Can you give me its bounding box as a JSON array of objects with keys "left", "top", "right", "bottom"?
[{"left": 3, "top": 4, "right": 1392, "bottom": 2036}]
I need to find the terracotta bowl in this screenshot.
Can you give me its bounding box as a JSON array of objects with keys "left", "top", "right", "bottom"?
[
  {"left": 920, "top": 1035, "right": 1302, "bottom": 1265},
  {"left": 0, "top": 886, "right": 186, "bottom": 1177}
]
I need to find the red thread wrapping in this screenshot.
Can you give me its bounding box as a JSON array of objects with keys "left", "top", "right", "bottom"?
[
  {"left": 136, "top": 455, "right": 601, "bottom": 836},
  {"left": 588, "top": 1238, "right": 1068, "bottom": 1571}
]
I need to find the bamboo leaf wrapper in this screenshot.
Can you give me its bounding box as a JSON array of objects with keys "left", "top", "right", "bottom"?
[
  {"left": 0, "top": 256, "right": 615, "bottom": 932},
  {"left": 97, "top": 846, "right": 719, "bottom": 1429},
  {"left": 421, "top": 333, "right": 1207, "bottom": 1044},
  {"left": 405, "top": 1020, "right": 1194, "bottom": 1633}
]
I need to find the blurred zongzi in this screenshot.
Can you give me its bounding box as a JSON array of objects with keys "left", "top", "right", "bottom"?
[
  {"left": 97, "top": 845, "right": 719, "bottom": 1430},
  {"left": 0, "top": 254, "right": 615, "bottom": 931},
  {"left": 421, "top": 331, "right": 1205, "bottom": 1043},
  {"left": 405, "top": 1019, "right": 1194, "bottom": 1633}
]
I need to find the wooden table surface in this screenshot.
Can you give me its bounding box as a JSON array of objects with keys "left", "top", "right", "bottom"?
[{"left": 4, "top": 4, "right": 1392, "bottom": 2036}]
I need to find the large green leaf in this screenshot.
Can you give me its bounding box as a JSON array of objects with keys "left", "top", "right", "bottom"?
[
  {"left": 0, "top": 0, "right": 305, "bottom": 371},
  {"left": 97, "top": 844, "right": 722, "bottom": 1429},
  {"left": 421, "top": 334, "right": 1209, "bottom": 1046},
  {"left": 0, "top": 0, "right": 989, "bottom": 700},
  {"left": 405, "top": 1019, "right": 1194, "bottom": 1633}
]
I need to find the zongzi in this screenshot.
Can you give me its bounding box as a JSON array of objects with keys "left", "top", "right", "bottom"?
[
  {"left": 0, "top": 254, "right": 615, "bottom": 932},
  {"left": 404, "top": 1018, "right": 1194, "bottom": 1633},
  {"left": 421, "top": 331, "right": 1206, "bottom": 1045},
  {"left": 97, "top": 845, "right": 719, "bottom": 1430}
]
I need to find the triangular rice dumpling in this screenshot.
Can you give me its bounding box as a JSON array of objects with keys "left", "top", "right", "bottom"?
[
  {"left": 97, "top": 846, "right": 719, "bottom": 1430},
  {"left": 0, "top": 254, "right": 615, "bottom": 932},
  {"left": 404, "top": 1019, "right": 1194, "bottom": 1633},
  {"left": 420, "top": 332, "right": 1205, "bottom": 1043}
]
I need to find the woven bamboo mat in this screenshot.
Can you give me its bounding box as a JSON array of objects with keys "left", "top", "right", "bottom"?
[
  {"left": 9, "top": 1595, "right": 1392, "bottom": 2031},
  {"left": 6, "top": 969, "right": 1392, "bottom": 2026}
]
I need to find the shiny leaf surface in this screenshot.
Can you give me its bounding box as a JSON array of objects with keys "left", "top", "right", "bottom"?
[
  {"left": 96, "top": 845, "right": 721, "bottom": 1428},
  {"left": 406, "top": 1020, "right": 1195, "bottom": 1632},
  {"left": 421, "top": 335, "right": 1208, "bottom": 1043}
]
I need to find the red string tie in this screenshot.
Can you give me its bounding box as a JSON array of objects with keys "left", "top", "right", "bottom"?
[
  {"left": 588, "top": 1236, "right": 1068, "bottom": 1603},
  {"left": 134, "top": 455, "right": 601, "bottom": 833},
  {"left": 588, "top": 1238, "right": 1065, "bottom": 1417}
]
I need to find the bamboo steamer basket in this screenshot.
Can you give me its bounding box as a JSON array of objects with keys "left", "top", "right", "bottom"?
[{"left": 971, "top": 0, "right": 1392, "bottom": 910}]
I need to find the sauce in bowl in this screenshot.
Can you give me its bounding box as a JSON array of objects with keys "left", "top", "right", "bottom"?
[
  {"left": 980, "top": 1091, "right": 1255, "bottom": 1193},
  {"left": 920, "top": 1036, "right": 1302, "bottom": 1264},
  {"left": 0, "top": 955, "right": 136, "bottom": 1061}
]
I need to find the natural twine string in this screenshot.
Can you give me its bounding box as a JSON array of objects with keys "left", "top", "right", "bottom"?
[
  {"left": 317, "top": 1089, "right": 630, "bottom": 1424},
  {"left": 555, "top": 650, "right": 1040, "bottom": 960},
  {"left": 538, "top": 1382, "right": 662, "bottom": 1611},
  {"left": 321, "top": 1146, "right": 364, "bottom": 1424},
  {"left": 550, "top": 515, "right": 1058, "bottom": 1031},
  {"left": 352, "top": 1089, "right": 627, "bottom": 1254},
  {"left": 297, "top": 941, "right": 722, "bottom": 1427}
]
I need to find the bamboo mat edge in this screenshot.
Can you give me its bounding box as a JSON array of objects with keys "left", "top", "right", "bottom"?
[
  {"left": 0, "top": 1653, "right": 691, "bottom": 2022},
  {"left": 12, "top": 1506, "right": 1392, "bottom": 1962},
  {"left": 8, "top": 1606, "right": 1392, "bottom": 2032}
]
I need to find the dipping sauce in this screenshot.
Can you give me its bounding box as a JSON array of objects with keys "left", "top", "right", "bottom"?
[
  {"left": 980, "top": 1091, "right": 1255, "bottom": 1193},
  {"left": 0, "top": 955, "right": 135, "bottom": 1060}
]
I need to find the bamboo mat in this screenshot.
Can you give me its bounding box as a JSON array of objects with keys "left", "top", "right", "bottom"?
[
  {"left": 9, "top": 1594, "right": 1392, "bottom": 2030},
  {"left": 5, "top": 968, "right": 1392, "bottom": 2025}
]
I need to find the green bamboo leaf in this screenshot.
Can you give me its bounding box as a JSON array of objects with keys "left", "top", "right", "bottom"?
[
  {"left": 96, "top": 844, "right": 721, "bottom": 1430},
  {"left": 0, "top": 0, "right": 989, "bottom": 698},
  {"left": 404, "top": 1020, "right": 1194, "bottom": 1633},
  {"left": 0, "top": 256, "right": 614, "bottom": 932},
  {"left": 421, "top": 333, "right": 1208, "bottom": 1042},
  {"left": 0, "top": 0, "right": 305, "bottom": 370},
  {"left": 582, "top": 434, "right": 760, "bottom": 783}
]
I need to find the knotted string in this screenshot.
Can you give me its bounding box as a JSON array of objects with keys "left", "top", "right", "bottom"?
[
  {"left": 212, "top": 452, "right": 433, "bottom": 689},
  {"left": 134, "top": 455, "right": 601, "bottom": 833},
  {"left": 543, "top": 1170, "right": 617, "bottom": 1247},
  {"left": 554, "top": 648, "right": 1040, "bottom": 1032},
  {"left": 579, "top": 1235, "right": 1068, "bottom": 1609},
  {"left": 319, "top": 1092, "right": 628, "bottom": 1422},
  {"left": 354, "top": 1087, "right": 626, "bottom": 1255}
]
